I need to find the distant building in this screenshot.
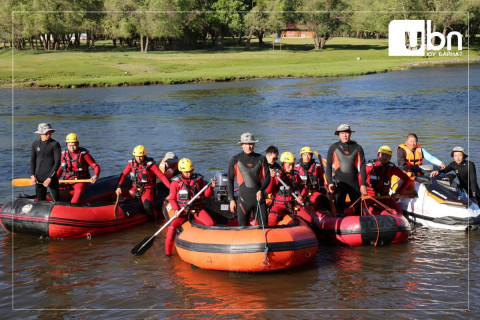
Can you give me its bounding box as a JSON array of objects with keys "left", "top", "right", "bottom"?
[
  {"left": 281, "top": 24, "right": 313, "bottom": 38},
  {"left": 71, "top": 33, "right": 88, "bottom": 41}
]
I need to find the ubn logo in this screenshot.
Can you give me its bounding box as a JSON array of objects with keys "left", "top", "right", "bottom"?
[{"left": 389, "top": 20, "right": 462, "bottom": 56}]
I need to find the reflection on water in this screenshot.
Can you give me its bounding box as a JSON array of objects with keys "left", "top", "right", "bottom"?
[{"left": 0, "top": 64, "right": 478, "bottom": 318}]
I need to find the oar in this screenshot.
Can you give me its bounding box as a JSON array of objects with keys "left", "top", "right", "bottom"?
[
  {"left": 113, "top": 193, "right": 120, "bottom": 218},
  {"left": 12, "top": 178, "right": 92, "bottom": 187},
  {"left": 314, "top": 150, "right": 337, "bottom": 216},
  {"left": 131, "top": 180, "right": 213, "bottom": 256},
  {"left": 274, "top": 170, "right": 304, "bottom": 205}
]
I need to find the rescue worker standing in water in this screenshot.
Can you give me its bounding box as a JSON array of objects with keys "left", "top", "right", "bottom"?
[
  {"left": 116, "top": 145, "right": 170, "bottom": 220},
  {"left": 326, "top": 124, "right": 367, "bottom": 214},
  {"left": 56, "top": 133, "right": 100, "bottom": 203},
  {"left": 228, "top": 132, "right": 270, "bottom": 226},
  {"left": 266, "top": 152, "right": 312, "bottom": 225},
  {"left": 295, "top": 146, "right": 330, "bottom": 211},
  {"left": 165, "top": 158, "right": 215, "bottom": 256}
]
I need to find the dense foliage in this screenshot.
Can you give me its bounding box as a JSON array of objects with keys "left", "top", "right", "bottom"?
[{"left": 2, "top": 0, "right": 478, "bottom": 51}]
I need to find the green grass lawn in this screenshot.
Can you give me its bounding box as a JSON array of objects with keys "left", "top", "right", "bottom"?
[{"left": 0, "top": 37, "right": 477, "bottom": 88}]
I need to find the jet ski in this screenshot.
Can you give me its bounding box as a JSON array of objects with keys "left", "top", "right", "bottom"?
[{"left": 396, "top": 166, "right": 480, "bottom": 230}]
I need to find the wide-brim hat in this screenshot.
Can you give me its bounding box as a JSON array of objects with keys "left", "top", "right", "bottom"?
[
  {"left": 451, "top": 146, "right": 467, "bottom": 158},
  {"left": 238, "top": 132, "right": 258, "bottom": 144},
  {"left": 334, "top": 124, "right": 355, "bottom": 135},
  {"left": 34, "top": 123, "right": 55, "bottom": 134},
  {"left": 164, "top": 152, "right": 179, "bottom": 164}
]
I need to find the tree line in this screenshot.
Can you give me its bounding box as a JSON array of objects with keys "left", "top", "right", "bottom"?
[{"left": 2, "top": 0, "right": 479, "bottom": 51}]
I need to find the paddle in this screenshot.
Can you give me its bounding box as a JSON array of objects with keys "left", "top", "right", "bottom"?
[
  {"left": 113, "top": 193, "right": 120, "bottom": 218},
  {"left": 314, "top": 150, "right": 337, "bottom": 216},
  {"left": 12, "top": 178, "right": 92, "bottom": 187},
  {"left": 274, "top": 170, "right": 304, "bottom": 205},
  {"left": 131, "top": 180, "right": 213, "bottom": 256}
]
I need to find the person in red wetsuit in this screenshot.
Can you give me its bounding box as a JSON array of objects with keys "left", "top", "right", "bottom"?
[
  {"left": 266, "top": 152, "right": 312, "bottom": 225},
  {"left": 326, "top": 124, "right": 368, "bottom": 215},
  {"left": 56, "top": 133, "right": 100, "bottom": 203},
  {"left": 165, "top": 158, "right": 215, "bottom": 256},
  {"left": 365, "top": 146, "right": 412, "bottom": 200},
  {"left": 228, "top": 132, "right": 270, "bottom": 226},
  {"left": 294, "top": 146, "right": 330, "bottom": 211},
  {"left": 116, "top": 145, "right": 170, "bottom": 220}
]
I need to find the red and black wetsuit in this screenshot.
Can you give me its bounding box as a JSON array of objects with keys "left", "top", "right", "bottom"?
[
  {"left": 295, "top": 160, "right": 330, "bottom": 210},
  {"left": 326, "top": 140, "right": 367, "bottom": 214},
  {"left": 30, "top": 138, "right": 61, "bottom": 201},
  {"left": 57, "top": 147, "right": 101, "bottom": 203},
  {"left": 228, "top": 151, "right": 270, "bottom": 226},
  {"left": 165, "top": 173, "right": 215, "bottom": 255},
  {"left": 118, "top": 157, "right": 170, "bottom": 220},
  {"left": 364, "top": 160, "right": 412, "bottom": 213},
  {"left": 265, "top": 168, "right": 312, "bottom": 225},
  {"left": 438, "top": 160, "right": 480, "bottom": 202},
  {"left": 365, "top": 160, "right": 411, "bottom": 197}
]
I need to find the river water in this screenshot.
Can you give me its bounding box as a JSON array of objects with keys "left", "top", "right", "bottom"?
[{"left": 0, "top": 64, "right": 479, "bottom": 319}]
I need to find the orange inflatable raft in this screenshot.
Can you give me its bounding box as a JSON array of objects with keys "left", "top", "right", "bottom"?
[{"left": 166, "top": 209, "right": 318, "bottom": 272}]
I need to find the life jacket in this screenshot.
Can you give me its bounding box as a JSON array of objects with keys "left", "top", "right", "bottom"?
[
  {"left": 61, "top": 147, "right": 90, "bottom": 179},
  {"left": 397, "top": 143, "right": 423, "bottom": 166},
  {"left": 365, "top": 160, "right": 395, "bottom": 196},
  {"left": 171, "top": 173, "right": 205, "bottom": 211},
  {"left": 274, "top": 170, "right": 300, "bottom": 206},
  {"left": 295, "top": 161, "right": 325, "bottom": 192},
  {"left": 129, "top": 157, "right": 156, "bottom": 190}
]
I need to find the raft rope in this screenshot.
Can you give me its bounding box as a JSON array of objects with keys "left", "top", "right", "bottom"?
[
  {"left": 348, "top": 195, "right": 399, "bottom": 246},
  {"left": 255, "top": 201, "right": 270, "bottom": 267}
]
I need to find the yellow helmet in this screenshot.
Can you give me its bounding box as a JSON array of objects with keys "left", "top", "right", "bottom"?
[
  {"left": 132, "top": 145, "right": 147, "bottom": 156},
  {"left": 280, "top": 152, "right": 295, "bottom": 164},
  {"left": 66, "top": 133, "right": 79, "bottom": 143},
  {"left": 178, "top": 158, "right": 194, "bottom": 172},
  {"left": 378, "top": 145, "right": 393, "bottom": 156},
  {"left": 300, "top": 146, "right": 313, "bottom": 156}
]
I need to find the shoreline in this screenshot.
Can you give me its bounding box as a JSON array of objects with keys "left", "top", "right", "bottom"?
[
  {"left": 1, "top": 36, "right": 477, "bottom": 89},
  {"left": 3, "top": 58, "right": 476, "bottom": 90}
]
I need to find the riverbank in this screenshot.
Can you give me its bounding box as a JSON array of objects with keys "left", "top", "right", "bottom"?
[{"left": 1, "top": 37, "right": 477, "bottom": 88}]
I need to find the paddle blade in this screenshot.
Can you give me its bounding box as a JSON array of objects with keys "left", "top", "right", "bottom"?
[
  {"left": 12, "top": 178, "right": 33, "bottom": 187},
  {"left": 131, "top": 236, "right": 156, "bottom": 256}
]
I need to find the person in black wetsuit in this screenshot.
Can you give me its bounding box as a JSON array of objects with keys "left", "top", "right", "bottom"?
[
  {"left": 326, "top": 124, "right": 367, "bottom": 214},
  {"left": 228, "top": 132, "right": 270, "bottom": 226},
  {"left": 430, "top": 146, "right": 480, "bottom": 204},
  {"left": 30, "top": 123, "right": 62, "bottom": 201}
]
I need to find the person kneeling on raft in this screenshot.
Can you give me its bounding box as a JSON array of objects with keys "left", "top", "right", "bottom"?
[
  {"left": 57, "top": 133, "right": 100, "bottom": 203},
  {"left": 116, "top": 145, "right": 170, "bottom": 220},
  {"left": 265, "top": 152, "right": 312, "bottom": 226},
  {"left": 295, "top": 146, "right": 330, "bottom": 211},
  {"left": 165, "top": 158, "right": 216, "bottom": 256}
]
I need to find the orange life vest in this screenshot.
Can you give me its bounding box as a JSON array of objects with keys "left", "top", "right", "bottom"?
[{"left": 397, "top": 143, "right": 423, "bottom": 166}]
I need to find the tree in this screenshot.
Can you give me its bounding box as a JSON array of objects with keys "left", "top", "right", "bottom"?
[
  {"left": 298, "top": 0, "right": 348, "bottom": 49},
  {"left": 211, "top": 0, "right": 248, "bottom": 48}
]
